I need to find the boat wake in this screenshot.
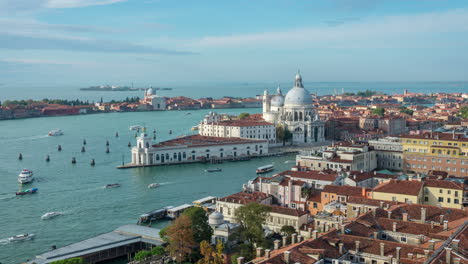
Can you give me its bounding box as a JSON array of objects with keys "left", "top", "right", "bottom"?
[
  {"left": 0, "top": 238, "right": 9, "bottom": 245},
  {"left": 0, "top": 194, "right": 16, "bottom": 201},
  {"left": 0, "top": 134, "right": 48, "bottom": 143},
  {"left": 284, "top": 160, "right": 294, "bottom": 164}
]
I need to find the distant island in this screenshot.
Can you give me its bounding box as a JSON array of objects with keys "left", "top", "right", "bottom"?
[{"left": 80, "top": 85, "right": 172, "bottom": 91}]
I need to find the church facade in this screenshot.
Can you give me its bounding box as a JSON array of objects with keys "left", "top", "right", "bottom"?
[{"left": 262, "top": 73, "right": 325, "bottom": 144}]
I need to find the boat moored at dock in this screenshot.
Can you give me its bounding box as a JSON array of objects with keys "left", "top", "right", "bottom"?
[
  {"left": 256, "top": 164, "right": 274, "bottom": 174},
  {"left": 138, "top": 206, "right": 173, "bottom": 224}
]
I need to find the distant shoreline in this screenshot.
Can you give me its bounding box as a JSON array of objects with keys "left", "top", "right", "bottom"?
[{"left": 79, "top": 87, "right": 173, "bottom": 92}]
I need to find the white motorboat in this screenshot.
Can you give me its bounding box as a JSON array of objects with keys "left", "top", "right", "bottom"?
[
  {"left": 18, "top": 169, "right": 34, "bottom": 184},
  {"left": 105, "top": 183, "right": 121, "bottom": 188},
  {"left": 41, "top": 212, "right": 61, "bottom": 220},
  {"left": 129, "top": 125, "right": 142, "bottom": 131},
  {"left": 8, "top": 233, "right": 35, "bottom": 242},
  {"left": 48, "top": 129, "right": 63, "bottom": 136},
  {"left": 148, "top": 183, "right": 160, "bottom": 188}
]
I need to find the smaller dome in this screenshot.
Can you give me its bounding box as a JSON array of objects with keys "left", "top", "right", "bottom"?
[
  {"left": 209, "top": 212, "right": 224, "bottom": 225},
  {"left": 271, "top": 95, "right": 284, "bottom": 107},
  {"left": 146, "top": 88, "right": 154, "bottom": 96}
]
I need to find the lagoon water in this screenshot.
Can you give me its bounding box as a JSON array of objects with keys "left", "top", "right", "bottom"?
[{"left": 0, "top": 108, "right": 300, "bottom": 264}]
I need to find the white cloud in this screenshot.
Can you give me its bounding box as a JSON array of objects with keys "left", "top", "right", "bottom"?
[
  {"left": 44, "top": 0, "right": 127, "bottom": 8},
  {"left": 192, "top": 8, "right": 468, "bottom": 48}
]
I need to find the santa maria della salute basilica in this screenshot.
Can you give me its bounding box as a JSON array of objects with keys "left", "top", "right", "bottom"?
[{"left": 262, "top": 72, "right": 325, "bottom": 144}]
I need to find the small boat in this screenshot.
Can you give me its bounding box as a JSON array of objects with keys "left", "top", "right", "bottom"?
[
  {"left": 90, "top": 159, "right": 95, "bottom": 166},
  {"left": 129, "top": 125, "right": 142, "bottom": 131},
  {"left": 58, "top": 145, "right": 62, "bottom": 151},
  {"left": 18, "top": 153, "right": 23, "bottom": 160},
  {"left": 16, "top": 188, "right": 38, "bottom": 196},
  {"left": 148, "top": 183, "right": 160, "bottom": 188},
  {"left": 46, "top": 155, "right": 50, "bottom": 162},
  {"left": 48, "top": 129, "right": 63, "bottom": 136},
  {"left": 169, "top": 130, "right": 172, "bottom": 135},
  {"left": 18, "top": 169, "right": 34, "bottom": 184},
  {"left": 256, "top": 164, "right": 274, "bottom": 174},
  {"left": 191, "top": 126, "right": 199, "bottom": 131},
  {"left": 8, "top": 233, "right": 35, "bottom": 242},
  {"left": 185, "top": 113, "right": 192, "bottom": 115},
  {"left": 105, "top": 183, "right": 120, "bottom": 188},
  {"left": 41, "top": 212, "right": 61, "bottom": 220},
  {"left": 205, "top": 168, "right": 222, "bottom": 173}
]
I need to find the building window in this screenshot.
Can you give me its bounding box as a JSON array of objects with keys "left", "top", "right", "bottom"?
[
  {"left": 381, "top": 233, "right": 387, "bottom": 239},
  {"left": 447, "top": 198, "right": 451, "bottom": 203},
  {"left": 438, "top": 197, "right": 444, "bottom": 202},
  {"left": 425, "top": 197, "right": 428, "bottom": 202},
  {"left": 400, "top": 237, "right": 407, "bottom": 243},
  {"left": 454, "top": 199, "right": 459, "bottom": 204}
]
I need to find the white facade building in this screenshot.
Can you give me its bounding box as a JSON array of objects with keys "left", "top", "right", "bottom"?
[
  {"left": 142, "top": 88, "right": 166, "bottom": 110},
  {"left": 369, "top": 137, "right": 403, "bottom": 171},
  {"left": 198, "top": 112, "right": 276, "bottom": 143},
  {"left": 262, "top": 72, "right": 325, "bottom": 145},
  {"left": 131, "top": 133, "right": 268, "bottom": 166}
]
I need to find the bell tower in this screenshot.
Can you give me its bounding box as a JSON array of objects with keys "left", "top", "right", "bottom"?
[{"left": 262, "top": 89, "right": 271, "bottom": 113}]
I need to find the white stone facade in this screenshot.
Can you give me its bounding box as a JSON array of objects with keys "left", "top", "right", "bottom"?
[
  {"left": 131, "top": 134, "right": 268, "bottom": 166},
  {"left": 262, "top": 73, "right": 325, "bottom": 145},
  {"left": 198, "top": 112, "right": 276, "bottom": 143}
]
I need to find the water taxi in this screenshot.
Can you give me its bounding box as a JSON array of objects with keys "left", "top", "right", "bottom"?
[
  {"left": 191, "top": 125, "right": 199, "bottom": 131},
  {"left": 16, "top": 188, "right": 38, "bottom": 195},
  {"left": 105, "top": 183, "right": 121, "bottom": 189},
  {"left": 8, "top": 233, "right": 35, "bottom": 242},
  {"left": 256, "top": 164, "right": 274, "bottom": 174},
  {"left": 129, "top": 125, "right": 142, "bottom": 131},
  {"left": 18, "top": 169, "right": 34, "bottom": 184},
  {"left": 48, "top": 129, "right": 63, "bottom": 136},
  {"left": 148, "top": 183, "right": 159, "bottom": 188},
  {"left": 41, "top": 212, "right": 61, "bottom": 220},
  {"left": 205, "top": 168, "right": 222, "bottom": 172}
]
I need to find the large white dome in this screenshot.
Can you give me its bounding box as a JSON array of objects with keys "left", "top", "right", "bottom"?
[
  {"left": 271, "top": 95, "right": 284, "bottom": 107},
  {"left": 284, "top": 72, "right": 313, "bottom": 107}
]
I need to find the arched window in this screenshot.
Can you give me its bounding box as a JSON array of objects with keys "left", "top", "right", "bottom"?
[
  {"left": 166, "top": 153, "right": 169, "bottom": 160},
  {"left": 294, "top": 112, "right": 298, "bottom": 121},
  {"left": 145, "top": 142, "right": 149, "bottom": 148},
  {"left": 206, "top": 149, "right": 210, "bottom": 152},
  {"left": 299, "top": 112, "right": 303, "bottom": 120},
  {"left": 156, "top": 154, "right": 160, "bottom": 160},
  {"left": 138, "top": 143, "right": 142, "bottom": 148},
  {"left": 183, "top": 152, "right": 186, "bottom": 158},
  {"left": 173, "top": 153, "right": 177, "bottom": 159}
]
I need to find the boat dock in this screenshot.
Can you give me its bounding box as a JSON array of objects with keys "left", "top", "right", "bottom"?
[{"left": 28, "top": 225, "right": 163, "bottom": 264}]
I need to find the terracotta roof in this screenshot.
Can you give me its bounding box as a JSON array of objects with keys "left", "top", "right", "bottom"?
[
  {"left": 373, "top": 180, "right": 424, "bottom": 196},
  {"left": 423, "top": 179, "right": 464, "bottom": 190},
  {"left": 347, "top": 196, "right": 400, "bottom": 208},
  {"left": 268, "top": 205, "right": 308, "bottom": 217},
  {"left": 401, "top": 132, "right": 468, "bottom": 142},
  {"left": 277, "top": 170, "right": 338, "bottom": 182},
  {"left": 206, "top": 120, "right": 274, "bottom": 127},
  {"left": 218, "top": 191, "right": 270, "bottom": 205},
  {"left": 391, "top": 204, "right": 468, "bottom": 223},
  {"left": 322, "top": 185, "right": 367, "bottom": 198},
  {"left": 152, "top": 134, "right": 266, "bottom": 148}
]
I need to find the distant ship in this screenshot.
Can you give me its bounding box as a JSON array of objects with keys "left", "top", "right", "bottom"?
[{"left": 80, "top": 85, "right": 172, "bottom": 91}]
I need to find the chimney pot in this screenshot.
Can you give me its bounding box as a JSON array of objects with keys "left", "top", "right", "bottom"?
[
  {"left": 408, "top": 253, "right": 414, "bottom": 259},
  {"left": 312, "top": 230, "right": 318, "bottom": 239},
  {"left": 265, "top": 249, "right": 271, "bottom": 259},
  {"left": 291, "top": 233, "right": 297, "bottom": 244},
  {"left": 380, "top": 243, "right": 385, "bottom": 256},
  {"left": 298, "top": 235, "right": 303, "bottom": 242},
  {"left": 282, "top": 236, "right": 288, "bottom": 246},
  {"left": 443, "top": 220, "right": 449, "bottom": 231},
  {"left": 393, "top": 222, "right": 397, "bottom": 232},
  {"left": 274, "top": 239, "right": 281, "bottom": 250},
  {"left": 424, "top": 250, "right": 430, "bottom": 259},
  {"left": 402, "top": 213, "right": 408, "bottom": 222},
  {"left": 237, "top": 257, "right": 245, "bottom": 264},
  {"left": 429, "top": 240, "right": 436, "bottom": 250},
  {"left": 446, "top": 248, "right": 452, "bottom": 264},
  {"left": 256, "top": 247, "right": 263, "bottom": 258},
  {"left": 421, "top": 207, "right": 427, "bottom": 223},
  {"left": 454, "top": 258, "right": 461, "bottom": 264},
  {"left": 355, "top": 241, "right": 360, "bottom": 253},
  {"left": 396, "top": 247, "right": 401, "bottom": 260},
  {"left": 387, "top": 211, "right": 392, "bottom": 219},
  {"left": 452, "top": 239, "right": 460, "bottom": 251},
  {"left": 284, "top": 251, "right": 291, "bottom": 264},
  {"left": 339, "top": 242, "right": 344, "bottom": 255}
]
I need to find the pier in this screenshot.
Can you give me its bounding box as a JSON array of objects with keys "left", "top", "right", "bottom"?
[{"left": 29, "top": 225, "right": 163, "bottom": 264}]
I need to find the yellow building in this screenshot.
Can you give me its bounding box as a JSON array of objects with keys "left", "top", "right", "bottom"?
[
  {"left": 401, "top": 132, "right": 468, "bottom": 177},
  {"left": 423, "top": 179, "right": 465, "bottom": 209},
  {"left": 372, "top": 179, "right": 424, "bottom": 204}
]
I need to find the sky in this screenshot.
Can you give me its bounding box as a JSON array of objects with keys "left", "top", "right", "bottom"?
[{"left": 1, "top": 0, "right": 468, "bottom": 86}]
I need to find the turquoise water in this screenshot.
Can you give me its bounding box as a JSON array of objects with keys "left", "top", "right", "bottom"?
[
  {"left": 1, "top": 81, "right": 467, "bottom": 102},
  {"left": 0, "top": 108, "right": 297, "bottom": 264}
]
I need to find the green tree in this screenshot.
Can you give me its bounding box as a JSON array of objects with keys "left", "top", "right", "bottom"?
[
  {"left": 238, "top": 113, "right": 250, "bottom": 119},
  {"left": 50, "top": 258, "right": 88, "bottom": 264},
  {"left": 235, "top": 202, "right": 271, "bottom": 246},
  {"left": 151, "top": 246, "right": 165, "bottom": 256},
  {"left": 280, "top": 225, "right": 296, "bottom": 236},
  {"left": 159, "top": 225, "right": 169, "bottom": 242},
  {"left": 356, "top": 90, "right": 377, "bottom": 97},
  {"left": 166, "top": 214, "right": 197, "bottom": 263},
  {"left": 133, "top": 250, "right": 152, "bottom": 261},
  {"left": 371, "top": 107, "right": 385, "bottom": 116},
  {"left": 183, "top": 207, "right": 213, "bottom": 243},
  {"left": 458, "top": 106, "right": 468, "bottom": 119},
  {"left": 399, "top": 106, "right": 414, "bottom": 116},
  {"left": 276, "top": 125, "right": 292, "bottom": 146}
]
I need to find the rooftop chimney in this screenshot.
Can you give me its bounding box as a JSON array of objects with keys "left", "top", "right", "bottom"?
[
  {"left": 256, "top": 248, "right": 263, "bottom": 258},
  {"left": 446, "top": 248, "right": 452, "bottom": 264},
  {"left": 274, "top": 239, "right": 281, "bottom": 250},
  {"left": 393, "top": 222, "right": 397, "bottom": 232},
  {"left": 291, "top": 233, "right": 297, "bottom": 244},
  {"left": 424, "top": 250, "right": 430, "bottom": 259},
  {"left": 444, "top": 220, "right": 449, "bottom": 231},
  {"left": 388, "top": 211, "right": 392, "bottom": 219},
  {"left": 284, "top": 251, "right": 291, "bottom": 264},
  {"left": 265, "top": 249, "right": 271, "bottom": 259},
  {"left": 402, "top": 213, "right": 408, "bottom": 222},
  {"left": 312, "top": 230, "right": 318, "bottom": 239},
  {"left": 298, "top": 235, "right": 303, "bottom": 242},
  {"left": 374, "top": 231, "right": 379, "bottom": 239},
  {"left": 380, "top": 243, "right": 385, "bottom": 256},
  {"left": 408, "top": 253, "right": 414, "bottom": 259},
  {"left": 440, "top": 215, "right": 445, "bottom": 224},
  {"left": 429, "top": 240, "right": 436, "bottom": 250},
  {"left": 454, "top": 258, "right": 461, "bottom": 264},
  {"left": 282, "top": 236, "right": 288, "bottom": 247},
  {"left": 421, "top": 208, "right": 427, "bottom": 223},
  {"left": 355, "top": 241, "right": 361, "bottom": 253},
  {"left": 396, "top": 247, "right": 401, "bottom": 260},
  {"left": 237, "top": 257, "right": 245, "bottom": 264},
  {"left": 380, "top": 201, "right": 384, "bottom": 208},
  {"left": 339, "top": 242, "right": 344, "bottom": 255},
  {"left": 452, "top": 239, "right": 460, "bottom": 252}
]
